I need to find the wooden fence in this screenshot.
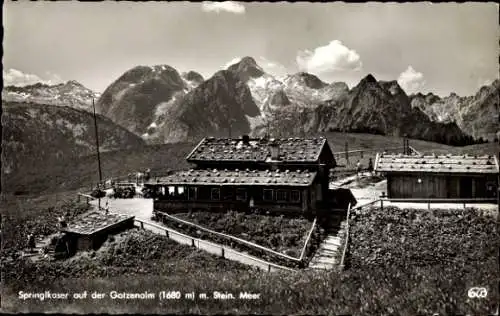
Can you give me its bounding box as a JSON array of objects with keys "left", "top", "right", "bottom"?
[
  {"left": 338, "top": 203, "right": 351, "bottom": 270},
  {"left": 77, "top": 193, "right": 96, "bottom": 205},
  {"left": 134, "top": 218, "right": 296, "bottom": 272},
  {"left": 90, "top": 171, "right": 175, "bottom": 191},
  {"left": 158, "top": 212, "right": 317, "bottom": 263},
  {"left": 333, "top": 146, "right": 405, "bottom": 165},
  {"left": 336, "top": 196, "right": 496, "bottom": 271},
  {"left": 379, "top": 197, "right": 497, "bottom": 210}
]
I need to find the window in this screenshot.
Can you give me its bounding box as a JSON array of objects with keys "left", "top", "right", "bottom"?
[
  {"left": 236, "top": 188, "right": 247, "bottom": 201},
  {"left": 276, "top": 190, "right": 288, "bottom": 202},
  {"left": 222, "top": 189, "right": 234, "bottom": 201},
  {"left": 188, "top": 187, "right": 197, "bottom": 200},
  {"left": 211, "top": 188, "right": 221, "bottom": 200},
  {"left": 263, "top": 189, "right": 273, "bottom": 201},
  {"left": 291, "top": 190, "right": 300, "bottom": 203},
  {"left": 168, "top": 186, "right": 175, "bottom": 195},
  {"left": 177, "top": 186, "right": 185, "bottom": 194}
]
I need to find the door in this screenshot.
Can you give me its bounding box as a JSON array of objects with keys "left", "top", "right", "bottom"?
[{"left": 459, "top": 177, "right": 473, "bottom": 198}]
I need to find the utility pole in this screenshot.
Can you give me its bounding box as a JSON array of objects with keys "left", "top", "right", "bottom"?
[
  {"left": 403, "top": 134, "right": 408, "bottom": 155},
  {"left": 92, "top": 98, "right": 103, "bottom": 210}
]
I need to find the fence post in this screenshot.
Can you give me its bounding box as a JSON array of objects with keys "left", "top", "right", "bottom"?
[
  {"left": 345, "top": 142, "right": 349, "bottom": 164},
  {"left": 192, "top": 239, "right": 195, "bottom": 247},
  {"left": 268, "top": 265, "right": 271, "bottom": 272},
  {"left": 380, "top": 199, "right": 383, "bottom": 211},
  {"left": 428, "top": 201, "right": 430, "bottom": 210},
  {"left": 141, "top": 222, "right": 144, "bottom": 230},
  {"left": 221, "top": 248, "right": 225, "bottom": 258},
  {"left": 361, "top": 150, "right": 363, "bottom": 159},
  {"left": 165, "top": 230, "right": 169, "bottom": 238}
]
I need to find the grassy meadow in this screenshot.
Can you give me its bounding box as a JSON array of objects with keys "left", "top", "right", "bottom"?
[{"left": 1, "top": 132, "right": 498, "bottom": 314}]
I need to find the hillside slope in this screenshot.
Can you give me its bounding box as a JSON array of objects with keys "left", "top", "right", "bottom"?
[{"left": 2, "top": 102, "right": 145, "bottom": 187}]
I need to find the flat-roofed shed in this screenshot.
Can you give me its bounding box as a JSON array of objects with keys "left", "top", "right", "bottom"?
[
  {"left": 61, "top": 211, "right": 135, "bottom": 253},
  {"left": 374, "top": 153, "right": 499, "bottom": 200}
]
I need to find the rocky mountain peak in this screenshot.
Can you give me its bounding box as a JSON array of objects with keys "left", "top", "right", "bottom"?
[
  {"left": 1, "top": 79, "right": 99, "bottom": 111},
  {"left": 227, "top": 56, "right": 265, "bottom": 82},
  {"left": 361, "top": 74, "right": 378, "bottom": 84},
  {"left": 288, "top": 72, "right": 327, "bottom": 89},
  {"left": 182, "top": 71, "right": 204, "bottom": 84},
  {"left": 379, "top": 80, "right": 406, "bottom": 96}
]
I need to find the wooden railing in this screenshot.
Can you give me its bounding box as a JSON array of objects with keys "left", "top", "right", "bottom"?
[
  {"left": 333, "top": 146, "right": 404, "bottom": 156},
  {"left": 159, "top": 212, "right": 316, "bottom": 263},
  {"left": 299, "top": 217, "right": 317, "bottom": 261},
  {"left": 378, "top": 197, "right": 497, "bottom": 210},
  {"left": 77, "top": 193, "right": 96, "bottom": 205},
  {"left": 339, "top": 203, "right": 352, "bottom": 270},
  {"left": 134, "top": 218, "right": 296, "bottom": 272},
  {"left": 90, "top": 171, "right": 174, "bottom": 191},
  {"left": 338, "top": 200, "right": 380, "bottom": 271},
  {"left": 336, "top": 195, "right": 496, "bottom": 271},
  {"left": 408, "top": 146, "right": 421, "bottom": 155}
]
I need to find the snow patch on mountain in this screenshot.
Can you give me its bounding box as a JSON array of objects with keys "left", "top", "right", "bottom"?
[{"left": 2, "top": 80, "right": 99, "bottom": 111}]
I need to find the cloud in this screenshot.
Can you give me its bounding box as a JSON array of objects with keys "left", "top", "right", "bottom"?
[
  {"left": 224, "top": 57, "right": 242, "bottom": 69},
  {"left": 3, "top": 68, "right": 63, "bottom": 87},
  {"left": 201, "top": 1, "right": 246, "bottom": 14},
  {"left": 258, "top": 56, "right": 288, "bottom": 76},
  {"left": 296, "top": 40, "right": 362, "bottom": 75},
  {"left": 397, "top": 66, "right": 426, "bottom": 94}
]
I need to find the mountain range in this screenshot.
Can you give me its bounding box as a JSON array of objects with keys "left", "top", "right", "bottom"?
[
  {"left": 2, "top": 80, "right": 101, "bottom": 112},
  {"left": 2, "top": 56, "right": 498, "bottom": 177},
  {"left": 93, "top": 56, "right": 498, "bottom": 144}
]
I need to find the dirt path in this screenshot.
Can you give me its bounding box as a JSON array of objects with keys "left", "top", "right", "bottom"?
[{"left": 90, "top": 197, "right": 153, "bottom": 222}]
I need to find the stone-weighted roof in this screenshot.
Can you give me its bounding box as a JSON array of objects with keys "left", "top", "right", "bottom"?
[
  {"left": 186, "top": 136, "right": 332, "bottom": 164},
  {"left": 63, "top": 211, "right": 134, "bottom": 235},
  {"left": 146, "top": 168, "right": 317, "bottom": 187},
  {"left": 374, "top": 153, "right": 499, "bottom": 174}
]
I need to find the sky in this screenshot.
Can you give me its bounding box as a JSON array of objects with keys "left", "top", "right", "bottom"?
[{"left": 3, "top": 2, "right": 499, "bottom": 96}]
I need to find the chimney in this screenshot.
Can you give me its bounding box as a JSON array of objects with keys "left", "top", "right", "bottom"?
[
  {"left": 270, "top": 141, "right": 280, "bottom": 160},
  {"left": 242, "top": 134, "right": 250, "bottom": 145}
]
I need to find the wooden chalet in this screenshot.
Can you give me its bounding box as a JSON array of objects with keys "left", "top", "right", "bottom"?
[
  {"left": 374, "top": 153, "right": 499, "bottom": 201},
  {"left": 146, "top": 136, "right": 339, "bottom": 215}
]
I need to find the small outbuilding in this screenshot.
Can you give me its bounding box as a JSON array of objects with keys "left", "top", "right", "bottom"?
[
  {"left": 61, "top": 211, "right": 135, "bottom": 255},
  {"left": 374, "top": 153, "right": 499, "bottom": 201}
]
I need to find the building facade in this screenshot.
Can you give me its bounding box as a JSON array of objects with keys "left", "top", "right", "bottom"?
[
  {"left": 374, "top": 153, "right": 499, "bottom": 200},
  {"left": 146, "top": 136, "right": 339, "bottom": 216}
]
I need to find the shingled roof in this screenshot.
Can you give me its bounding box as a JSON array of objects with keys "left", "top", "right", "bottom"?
[
  {"left": 147, "top": 168, "right": 317, "bottom": 187},
  {"left": 186, "top": 136, "right": 332, "bottom": 164},
  {"left": 374, "top": 153, "right": 499, "bottom": 174},
  {"left": 63, "top": 211, "right": 135, "bottom": 235}
]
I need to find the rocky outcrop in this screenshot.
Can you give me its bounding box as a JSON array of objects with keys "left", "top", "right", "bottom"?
[
  {"left": 410, "top": 79, "right": 499, "bottom": 141},
  {"left": 151, "top": 70, "right": 260, "bottom": 143},
  {"left": 95, "top": 65, "right": 187, "bottom": 135},
  {"left": 2, "top": 80, "right": 100, "bottom": 112}
]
